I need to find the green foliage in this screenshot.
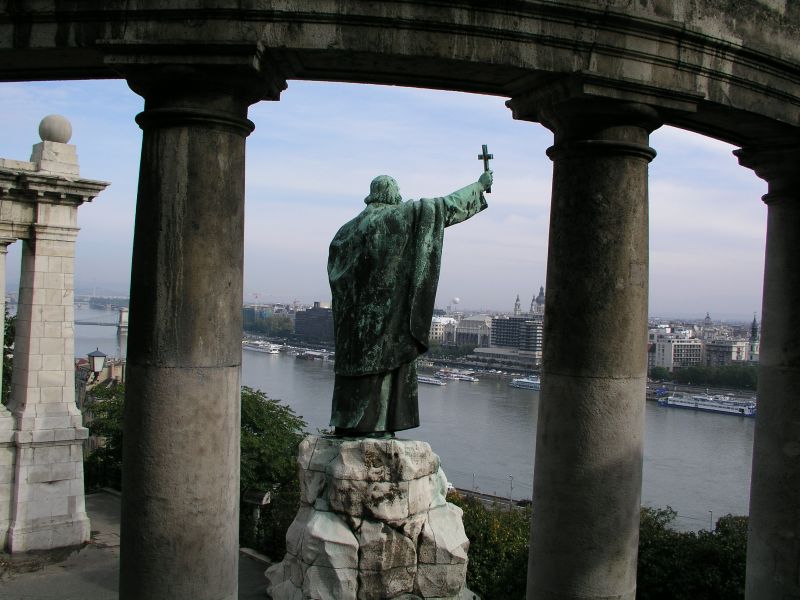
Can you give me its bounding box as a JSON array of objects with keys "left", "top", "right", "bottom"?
[
  {"left": 239, "top": 387, "right": 307, "bottom": 557},
  {"left": 84, "top": 384, "right": 125, "bottom": 490},
  {"left": 649, "top": 365, "right": 757, "bottom": 390},
  {"left": 446, "top": 497, "right": 746, "bottom": 600},
  {"left": 240, "top": 386, "right": 306, "bottom": 494},
  {"left": 2, "top": 309, "right": 15, "bottom": 406},
  {"left": 82, "top": 384, "right": 308, "bottom": 560},
  {"left": 239, "top": 387, "right": 306, "bottom": 560},
  {"left": 448, "top": 493, "right": 530, "bottom": 600},
  {"left": 637, "top": 507, "right": 747, "bottom": 600},
  {"left": 649, "top": 366, "right": 671, "bottom": 382},
  {"left": 244, "top": 313, "right": 294, "bottom": 336}
]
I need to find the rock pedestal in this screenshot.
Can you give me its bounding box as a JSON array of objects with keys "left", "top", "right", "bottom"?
[{"left": 266, "top": 435, "right": 476, "bottom": 600}]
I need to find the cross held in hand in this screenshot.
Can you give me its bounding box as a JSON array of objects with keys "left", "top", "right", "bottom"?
[{"left": 478, "top": 144, "right": 493, "bottom": 193}]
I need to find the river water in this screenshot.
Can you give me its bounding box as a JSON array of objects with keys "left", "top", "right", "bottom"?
[{"left": 75, "top": 307, "right": 754, "bottom": 531}]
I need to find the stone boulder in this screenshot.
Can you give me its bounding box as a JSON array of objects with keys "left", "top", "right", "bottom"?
[{"left": 266, "top": 435, "right": 477, "bottom": 600}]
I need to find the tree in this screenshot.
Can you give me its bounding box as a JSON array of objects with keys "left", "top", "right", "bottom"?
[
  {"left": 2, "top": 308, "right": 15, "bottom": 406},
  {"left": 82, "top": 385, "right": 308, "bottom": 558},
  {"left": 670, "top": 365, "right": 757, "bottom": 390},
  {"left": 239, "top": 387, "right": 307, "bottom": 555},
  {"left": 637, "top": 507, "right": 747, "bottom": 600},
  {"left": 266, "top": 314, "right": 293, "bottom": 336},
  {"left": 83, "top": 383, "right": 125, "bottom": 490},
  {"left": 648, "top": 366, "right": 671, "bottom": 382},
  {"left": 448, "top": 493, "right": 530, "bottom": 600},
  {"left": 445, "top": 496, "right": 747, "bottom": 600}
]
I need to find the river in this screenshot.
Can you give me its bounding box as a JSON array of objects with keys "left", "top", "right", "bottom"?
[{"left": 75, "top": 307, "right": 753, "bottom": 531}]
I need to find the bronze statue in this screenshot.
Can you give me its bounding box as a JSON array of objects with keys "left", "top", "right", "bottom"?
[{"left": 328, "top": 169, "right": 492, "bottom": 435}]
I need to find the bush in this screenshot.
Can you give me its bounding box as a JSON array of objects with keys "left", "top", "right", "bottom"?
[
  {"left": 2, "top": 309, "right": 15, "bottom": 406},
  {"left": 83, "top": 385, "right": 308, "bottom": 560},
  {"left": 637, "top": 507, "right": 747, "bottom": 600},
  {"left": 448, "top": 493, "right": 530, "bottom": 600},
  {"left": 83, "top": 384, "right": 125, "bottom": 490},
  {"left": 239, "top": 386, "right": 307, "bottom": 558},
  {"left": 446, "top": 498, "right": 747, "bottom": 600}
]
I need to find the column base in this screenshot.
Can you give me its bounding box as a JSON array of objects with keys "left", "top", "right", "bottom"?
[
  {"left": 8, "top": 435, "right": 90, "bottom": 552},
  {"left": 8, "top": 513, "right": 90, "bottom": 552},
  {"left": 0, "top": 411, "right": 16, "bottom": 549},
  {"left": 266, "top": 435, "right": 474, "bottom": 600}
]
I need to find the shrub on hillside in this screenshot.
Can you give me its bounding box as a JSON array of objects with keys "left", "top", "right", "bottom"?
[
  {"left": 83, "top": 385, "right": 308, "bottom": 560},
  {"left": 448, "top": 493, "right": 529, "bottom": 600},
  {"left": 637, "top": 507, "right": 747, "bottom": 599},
  {"left": 447, "top": 496, "right": 747, "bottom": 600}
]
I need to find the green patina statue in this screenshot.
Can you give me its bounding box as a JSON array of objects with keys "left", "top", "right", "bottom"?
[{"left": 328, "top": 169, "right": 493, "bottom": 435}]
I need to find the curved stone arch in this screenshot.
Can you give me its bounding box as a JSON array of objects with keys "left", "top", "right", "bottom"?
[{"left": 0, "top": 1, "right": 799, "bottom": 144}]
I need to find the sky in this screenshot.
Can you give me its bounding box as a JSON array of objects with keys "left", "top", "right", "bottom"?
[{"left": 0, "top": 79, "right": 767, "bottom": 320}]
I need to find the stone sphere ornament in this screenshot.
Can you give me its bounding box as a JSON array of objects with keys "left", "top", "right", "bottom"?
[{"left": 38, "top": 114, "right": 72, "bottom": 144}]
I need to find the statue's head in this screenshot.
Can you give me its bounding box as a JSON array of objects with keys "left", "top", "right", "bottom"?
[{"left": 364, "top": 175, "right": 402, "bottom": 205}]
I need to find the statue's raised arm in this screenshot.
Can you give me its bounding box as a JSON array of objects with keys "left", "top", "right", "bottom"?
[{"left": 328, "top": 171, "right": 492, "bottom": 436}]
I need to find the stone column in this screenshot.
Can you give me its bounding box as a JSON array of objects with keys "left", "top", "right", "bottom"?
[
  {"left": 509, "top": 95, "right": 658, "bottom": 599},
  {"left": 0, "top": 238, "right": 16, "bottom": 548},
  {"left": 735, "top": 144, "right": 800, "bottom": 599},
  {"left": 120, "top": 70, "right": 266, "bottom": 600},
  {"left": 7, "top": 223, "right": 90, "bottom": 551}
]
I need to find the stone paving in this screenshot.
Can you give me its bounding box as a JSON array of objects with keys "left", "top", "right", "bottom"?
[{"left": 0, "top": 490, "right": 269, "bottom": 599}]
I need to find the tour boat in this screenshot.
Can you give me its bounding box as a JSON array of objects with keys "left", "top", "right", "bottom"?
[
  {"left": 418, "top": 375, "right": 447, "bottom": 386},
  {"left": 242, "top": 341, "right": 281, "bottom": 354},
  {"left": 657, "top": 393, "right": 756, "bottom": 417},
  {"left": 435, "top": 368, "right": 479, "bottom": 382},
  {"left": 509, "top": 376, "right": 541, "bottom": 390}
]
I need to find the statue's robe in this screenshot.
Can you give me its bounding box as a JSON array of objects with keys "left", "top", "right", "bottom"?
[{"left": 327, "top": 182, "right": 487, "bottom": 433}]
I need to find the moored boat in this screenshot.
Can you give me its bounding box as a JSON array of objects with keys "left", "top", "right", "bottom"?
[
  {"left": 243, "top": 341, "right": 282, "bottom": 354},
  {"left": 509, "top": 376, "right": 541, "bottom": 390},
  {"left": 418, "top": 375, "right": 447, "bottom": 386},
  {"left": 435, "top": 368, "right": 479, "bottom": 382},
  {"left": 657, "top": 393, "right": 756, "bottom": 417}
]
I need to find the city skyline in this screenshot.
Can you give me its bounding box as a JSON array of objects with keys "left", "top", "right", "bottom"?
[{"left": 0, "top": 79, "right": 767, "bottom": 319}]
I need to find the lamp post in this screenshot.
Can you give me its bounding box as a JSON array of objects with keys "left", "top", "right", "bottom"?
[{"left": 87, "top": 347, "right": 107, "bottom": 383}]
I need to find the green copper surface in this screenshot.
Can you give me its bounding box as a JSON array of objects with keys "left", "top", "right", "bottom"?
[{"left": 328, "top": 171, "right": 492, "bottom": 434}]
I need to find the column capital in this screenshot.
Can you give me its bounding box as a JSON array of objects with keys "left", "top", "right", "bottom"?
[
  {"left": 734, "top": 142, "right": 800, "bottom": 205},
  {"left": 104, "top": 42, "right": 287, "bottom": 137},
  {"left": 507, "top": 76, "right": 664, "bottom": 138},
  {"left": 508, "top": 77, "right": 661, "bottom": 165}
]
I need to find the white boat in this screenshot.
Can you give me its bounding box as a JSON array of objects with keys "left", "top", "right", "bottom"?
[
  {"left": 435, "top": 368, "right": 479, "bottom": 382},
  {"left": 242, "top": 341, "right": 281, "bottom": 354},
  {"left": 509, "top": 376, "right": 541, "bottom": 390},
  {"left": 657, "top": 393, "right": 756, "bottom": 417},
  {"left": 418, "top": 375, "right": 447, "bottom": 386}
]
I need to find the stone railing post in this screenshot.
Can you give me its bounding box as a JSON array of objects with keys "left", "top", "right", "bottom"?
[
  {"left": 735, "top": 143, "right": 800, "bottom": 600},
  {"left": 0, "top": 115, "right": 107, "bottom": 552},
  {"left": 119, "top": 66, "right": 282, "bottom": 600},
  {"left": 508, "top": 92, "right": 659, "bottom": 599},
  {"left": 7, "top": 223, "right": 89, "bottom": 551}
]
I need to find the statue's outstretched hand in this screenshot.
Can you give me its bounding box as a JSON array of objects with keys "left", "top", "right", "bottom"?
[{"left": 479, "top": 170, "right": 493, "bottom": 190}]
